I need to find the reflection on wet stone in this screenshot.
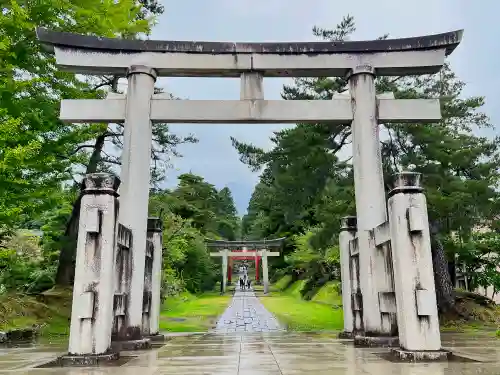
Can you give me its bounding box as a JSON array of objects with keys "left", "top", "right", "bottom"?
[
  {"left": 1, "top": 331, "right": 496, "bottom": 374},
  {"left": 214, "top": 290, "right": 285, "bottom": 334}
]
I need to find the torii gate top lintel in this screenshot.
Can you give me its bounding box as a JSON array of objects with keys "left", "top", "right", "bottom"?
[
  {"left": 37, "top": 28, "right": 462, "bottom": 56},
  {"left": 36, "top": 28, "right": 463, "bottom": 77},
  {"left": 205, "top": 237, "right": 286, "bottom": 250}
]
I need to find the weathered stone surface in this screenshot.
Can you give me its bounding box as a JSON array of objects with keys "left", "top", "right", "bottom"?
[
  {"left": 145, "top": 333, "right": 168, "bottom": 342},
  {"left": 146, "top": 217, "right": 163, "bottom": 232},
  {"left": 111, "top": 338, "right": 152, "bottom": 351},
  {"left": 36, "top": 27, "right": 462, "bottom": 55},
  {"left": 388, "top": 171, "right": 441, "bottom": 352},
  {"left": 68, "top": 172, "right": 119, "bottom": 356},
  {"left": 82, "top": 172, "right": 120, "bottom": 195},
  {"left": 390, "top": 348, "right": 450, "bottom": 362},
  {"left": 354, "top": 335, "right": 399, "bottom": 348},
  {"left": 58, "top": 352, "right": 119, "bottom": 366},
  {"left": 337, "top": 331, "right": 355, "bottom": 339}
]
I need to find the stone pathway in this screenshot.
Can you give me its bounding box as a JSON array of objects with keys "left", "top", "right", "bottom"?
[
  {"left": 0, "top": 292, "right": 498, "bottom": 373},
  {"left": 0, "top": 332, "right": 499, "bottom": 374},
  {"left": 214, "top": 289, "right": 283, "bottom": 333}
]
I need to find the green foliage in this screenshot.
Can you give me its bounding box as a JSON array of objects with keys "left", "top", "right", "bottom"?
[
  {"left": 233, "top": 15, "right": 500, "bottom": 300},
  {"left": 273, "top": 275, "right": 293, "bottom": 291},
  {"left": 0, "top": 0, "right": 196, "bottom": 291},
  {"left": 447, "top": 231, "right": 500, "bottom": 298},
  {"left": 150, "top": 174, "right": 240, "bottom": 240},
  {"left": 0, "top": 230, "right": 55, "bottom": 294},
  {"left": 0, "top": 0, "right": 156, "bottom": 226},
  {"left": 149, "top": 175, "right": 240, "bottom": 295},
  {"left": 283, "top": 280, "right": 307, "bottom": 299}
]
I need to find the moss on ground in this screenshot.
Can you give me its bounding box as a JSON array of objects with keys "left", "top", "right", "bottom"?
[
  {"left": 272, "top": 275, "right": 293, "bottom": 291},
  {"left": 0, "top": 288, "right": 232, "bottom": 336},
  {"left": 159, "top": 291, "right": 231, "bottom": 332},
  {"left": 440, "top": 292, "right": 500, "bottom": 336},
  {"left": 0, "top": 287, "right": 72, "bottom": 338},
  {"left": 282, "top": 280, "right": 306, "bottom": 298},
  {"left": 311, "top": 281, "right": 342, "bottom": 307}
]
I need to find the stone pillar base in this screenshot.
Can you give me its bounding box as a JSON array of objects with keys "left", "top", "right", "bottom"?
[
  {"left": 111, "top": 338, "right": 151, "bottom": 351},
  {"left": 390, "top": 348, "right": 451, "bottom": 362},
  {"left": 146, "top": 333, "right": 168, "bottom": 342},
  {"left": 58, "top": 352, "right": 119, "bottom": 366},
  {"left": 337, "top": 331, "right": 354, "bottom": 339},
  {"left": 354, "top": 335, "right": 399, "bottom": 347}
]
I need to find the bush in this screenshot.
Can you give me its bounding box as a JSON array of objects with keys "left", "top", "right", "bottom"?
[
  {"left": 0, "top": 249, "right": 55, "bottom": 294},
  {"left": 161, "top": 213, "right": 217, "bottom": 295}
]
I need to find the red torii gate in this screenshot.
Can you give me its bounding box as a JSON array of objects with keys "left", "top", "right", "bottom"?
[
  {"left": 206, "top": 238, "right": 286, "bottom": 290},
  {"left": 228, "top": 248, "right": 261, "bottom": 283}
]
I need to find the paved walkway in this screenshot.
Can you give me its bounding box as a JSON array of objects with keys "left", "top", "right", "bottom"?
[
  {"left": 0, "top": 291, "right": 498, "bottom": 373},
  {"left": 0, "top": 332, "right": 498, "bottom": 374},
  {"left": 214, "top": 289, "right": 283, "bottom": 333}
]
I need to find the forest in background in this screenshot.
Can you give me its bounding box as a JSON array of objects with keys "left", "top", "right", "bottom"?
[
  {"left": 0, "top": 0, "right": 239, "bottom": 300},
  {"left": 234, "top": 16, "right": 500, "bottom": 316},
  {"left": 0, "top": 0, "right": 499, "bottom": 325}
]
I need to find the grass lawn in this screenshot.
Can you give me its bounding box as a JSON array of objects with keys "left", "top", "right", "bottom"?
[
  {"left": 260, "top": 293, "right": 343, "bottom": 331},
  {"left": 311, "top": 281, "right": 343, "bottom": 306},
  {"left": 159, "top": 292, "right": 231, "bottom": 332}
]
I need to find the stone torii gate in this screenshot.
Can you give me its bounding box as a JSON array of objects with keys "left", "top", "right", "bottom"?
[
  {"left": 36, "top": 27, "right": 463, "bottom": 364},
  {"left": 206, "top": 238, "right": 285, "bottom": 294}
]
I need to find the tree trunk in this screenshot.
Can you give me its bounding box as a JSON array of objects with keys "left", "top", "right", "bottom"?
[
  {"left": 55, "top": 133, "right": 107, "bottom": 285},
  {"left": 55, "top": 77, "right": 119, "bottom": 286},
  {"left": 429, "top": 230, "right": 456, "bottom": 313}
]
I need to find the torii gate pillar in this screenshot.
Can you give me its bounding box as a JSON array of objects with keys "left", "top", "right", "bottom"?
[
  {"left": 261, "top": 249, "right": 270, "bottom": 294},
  {"left": 118, "top": 66, "right": 157, "bottom": 341},
  {"left": 348, "top": 65, "right": 395, "bottom": 338}
]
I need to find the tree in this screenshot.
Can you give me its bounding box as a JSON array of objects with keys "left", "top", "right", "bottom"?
[
  {"left": 0, "top": 0, "right": 169, "bottom": 285},
  {"left": 0, "top": 0, "right": 197, "bottom": 286},
  {"left": 233, "top": 15, "right": 500, "bottom": 314},
  {"left": 149, "top": 174, "right": 240, "bottom": 240},
  {"left": 148, "top": 175, "right": 241, "bottom": 294}
]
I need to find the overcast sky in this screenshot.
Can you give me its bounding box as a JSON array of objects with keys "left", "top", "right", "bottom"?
[{"left": 150, "top": 0, "right": 499, "bottom": 215}]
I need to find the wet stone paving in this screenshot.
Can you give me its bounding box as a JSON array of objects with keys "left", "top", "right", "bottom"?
[
  {"left": 214, "top": 289, "right": 283, "bottom": 333},
  {"left": 0, "top": 331, "right": 499, "bottom": 374},
  {"left": 0, "top": 290, "right": 499, "bottom": 374}
]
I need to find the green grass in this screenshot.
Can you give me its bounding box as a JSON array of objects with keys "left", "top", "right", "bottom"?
[
  {"left": 0, "top": 288, "right": 232, "bottom": 336},
  {"left": 260, "top": 293, "right": 343, "bottom": 331},
  {"left": 159, "top": 291, "right": 231, "bottom": 332},
  {"left": 272, "top": 275, "right": 293, "bottom": 291},
  {"left": 282, "top": 280, "right": 306, "bottom": 298},
  {"left": 311, "top": 281, "right": 343, "bottom": 306}
]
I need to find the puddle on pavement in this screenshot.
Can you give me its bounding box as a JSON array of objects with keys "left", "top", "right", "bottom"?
[{"left": 36, "top": 355, "right": 137, "bottom": 368}]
